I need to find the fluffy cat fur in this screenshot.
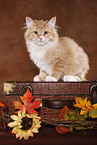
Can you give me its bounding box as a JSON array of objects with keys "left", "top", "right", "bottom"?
[{"left": 24, "top": 17, "right": 89, "bottom": 82}]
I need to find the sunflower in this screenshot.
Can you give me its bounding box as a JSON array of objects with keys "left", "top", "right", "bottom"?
[{"left": 8, "top": 109, "right": 41, "bottom": 140}]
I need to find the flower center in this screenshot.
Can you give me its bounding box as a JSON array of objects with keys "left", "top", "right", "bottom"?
[{"left": 21, "top": 117, "right": 33, "bottom": 130}]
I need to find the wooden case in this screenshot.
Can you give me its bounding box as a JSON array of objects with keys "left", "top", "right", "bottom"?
[{"left": 2, "top": 81, "right": 97, "bottom": 118}]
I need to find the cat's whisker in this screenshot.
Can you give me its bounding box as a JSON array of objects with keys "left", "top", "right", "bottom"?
[
  {"left": 21, "top": 26, "right": 28, "bottom": 30},
  {"left": 55, "top": 25, "right": 61, "bottom": 29},
  {"left": 21, "top": 23, "right": 28, "bottom": 30}
]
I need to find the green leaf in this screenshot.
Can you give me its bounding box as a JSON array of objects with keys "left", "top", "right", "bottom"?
[
  {"left": 68, "top": 110, "right": 77, "bottom": 117},
  {"left": 78, "top": 115, "right": 85, "bottom": 121},
  {"left": 75, "top": 126, "right": 86, "bottom": 130},
  {"left": 89, "top": 108, "right": 97, "bottom": 118},
  {"left": 84, "top": 113, "right": 89, "bottom": 119},
  {"left": 69, "top": 110, "right": 78, "bottom": 120},
  {"left": 64, "top": 113, "right": 70, "bottom": 120},
  {"left": 69, "top": 127, "right": 73, "bottom": 132},
  {"left": 70, "top": 115, "right": 78, "bottom": 120}
]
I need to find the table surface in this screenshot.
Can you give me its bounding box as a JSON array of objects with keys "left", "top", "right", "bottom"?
[{"left": 0, "top": 126, "right": 97, "bottom": 145}]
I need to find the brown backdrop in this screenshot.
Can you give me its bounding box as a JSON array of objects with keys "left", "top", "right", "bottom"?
[
  {"left": 0, "top": 0, "right": 97, "bottom": 97},
  {"left": 0, "top": 0, "right": 97, "bottom": 144}
]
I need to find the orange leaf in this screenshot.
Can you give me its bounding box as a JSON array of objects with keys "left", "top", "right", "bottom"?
[
  {"left": 56, "top": 126, "right": 72, "bottom": 134},
  {"left": 14, "top": 101, "right": 23, "bottom": 109},
  {"left": 59, "top": 106, "right": 69, "bottom": 119},
  {"left": 13, "top": 89, "right": 40, "bottom": 114},
  {"left": 24, "top": 89, "right": 32, "bottom": 98},
  {"left": 20, "top": 89, "right": 33, "bottom": 106},
  {"left": 0, "top": 100, "right": 7, "bottom": 108}
]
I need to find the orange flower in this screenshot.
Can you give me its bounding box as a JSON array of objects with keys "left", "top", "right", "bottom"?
[{"left": 14, "top": 89, "right": 40, "bottom": 114}]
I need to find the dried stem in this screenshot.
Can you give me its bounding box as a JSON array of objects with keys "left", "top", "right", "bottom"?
[{"left": 41, "top": 117, "right": 97, "bottom": 128}]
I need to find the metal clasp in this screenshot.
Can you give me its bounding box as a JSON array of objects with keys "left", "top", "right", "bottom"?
[
  {"left": 21, "top": 85, "right": 33, "bottom": 95},
  {"left": 90, "top": 84, "right": 97, "bottom": 104}
]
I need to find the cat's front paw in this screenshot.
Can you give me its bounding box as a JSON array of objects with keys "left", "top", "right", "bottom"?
[
  {"left": 45, "top": 76, "right": 57, "bottom": 82},
  {"left": 33, "top": 75, "right": 41, "bottom": 82},
  {"left": 63, "top": 75, "right": 81, "bottom": 82}
]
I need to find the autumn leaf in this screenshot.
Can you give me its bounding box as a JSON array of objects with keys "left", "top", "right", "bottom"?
[
  {"left": 14, "top": 89, "right": 40, "bottom": 114},
  {"left": 74, "top": 97, "right": 97, "bottom": 116},
  {"left": 64, "top": 113, "right": 70, "bottom": 120},
  {"left": 56, "top": 126, "right": 72, "bottom": 134},
  {"left": 20, "top": 89, "right": 33, "bottom": 106},
  {"left": 89, "top": 108, "right": 97, "bottom": 118},
  {"left": 74, "top": 97, "right": 87, "bottom": 109},
  {"left": 26, "top": 100, "right": 40, "bottom": 114},
  {"left": 75, "top": 126, "right": 86, "bottom": 130},
  {"left": 56, "top": 106, "right": 71, "bottom": 134},
  {"left": 14, "top": 101, "right": 23, "bottom": 110},
  {"left": 59, "top": 106, "right": 69, "bottom": 119},
  {"left": 0, "top": 100, "right": 7, "bottom": 108}
]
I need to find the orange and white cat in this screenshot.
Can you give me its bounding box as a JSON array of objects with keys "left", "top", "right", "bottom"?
[{"left": 24, "top": 17, "right": 89, "bottom": 82}]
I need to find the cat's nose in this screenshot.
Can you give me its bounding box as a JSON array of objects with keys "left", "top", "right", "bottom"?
[{"left": 39, "top": 36, "right": 44, "bottom": 41}]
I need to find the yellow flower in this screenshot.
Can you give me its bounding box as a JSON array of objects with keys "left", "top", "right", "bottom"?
[
  {"left": 74, "top": 97, "right": 97, "bottom": 115},
  {"left": 8, "top": 109, "right": 41, "bottom": 140},
  {"left": 93, "top": 103, "right": 97, "bottom": 108},
  {"left": 74, "top": 97, "right": 87, "bottom": 109}
]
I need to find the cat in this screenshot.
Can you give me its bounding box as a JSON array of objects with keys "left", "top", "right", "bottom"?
[{"left": 24, "top": 17, "right": 89, "bottom": 82}]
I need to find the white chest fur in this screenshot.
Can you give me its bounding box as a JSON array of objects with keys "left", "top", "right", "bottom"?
[{"left": 26, "top": 41, "right": 52, "bottom": 74}]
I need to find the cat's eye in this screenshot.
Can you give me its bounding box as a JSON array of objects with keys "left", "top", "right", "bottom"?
[
  {"left": 44, "top": 31, "right": 48, "bottom": 35},
  {"left": 34, "top": 31, "right": 38, "bottom": 34}
]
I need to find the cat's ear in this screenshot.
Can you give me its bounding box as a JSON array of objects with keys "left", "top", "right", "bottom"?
[
  {"left": 48, "top": 17, "right": 56, "bottom": 28},
  {"left": 26, "top": 17, "right": 35, "bottom": 28}
]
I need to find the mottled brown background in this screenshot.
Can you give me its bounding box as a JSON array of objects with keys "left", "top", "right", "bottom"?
[
  {"left": 0, "top": 0, "right": 97, "bottom": 144},
  {"left": 0, "top": 0, "right": 97, "bottom": 97}
]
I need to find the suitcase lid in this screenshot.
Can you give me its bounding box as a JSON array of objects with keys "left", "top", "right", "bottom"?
[
  {"left": 3, "top": 81, "right": 97, "bottom": 95},
  {"left": 3, "top": 81, "right": 97, "bottom": 101},
  {"left": 2, "top": 81, "right": 97, "bottom": 113}
]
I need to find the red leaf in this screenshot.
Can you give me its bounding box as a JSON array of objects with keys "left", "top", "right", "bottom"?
[
  {"left": 55, "top": 106, "right": 71, "bottom": 135},
  {"left": 59, "top": 106, "right": 69, "bottom": 119},
  {"left": 30, "top": 100, "right": 40, "bottom": 108},
  {"left": 27, "top": 107, "right": 38, "bottom": 114},
  {"left": 56, "top": 126, "right": 72, "bottom": 134},
  {"left": 26, "top": 100, "right": 40, "bottom": 114}
]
